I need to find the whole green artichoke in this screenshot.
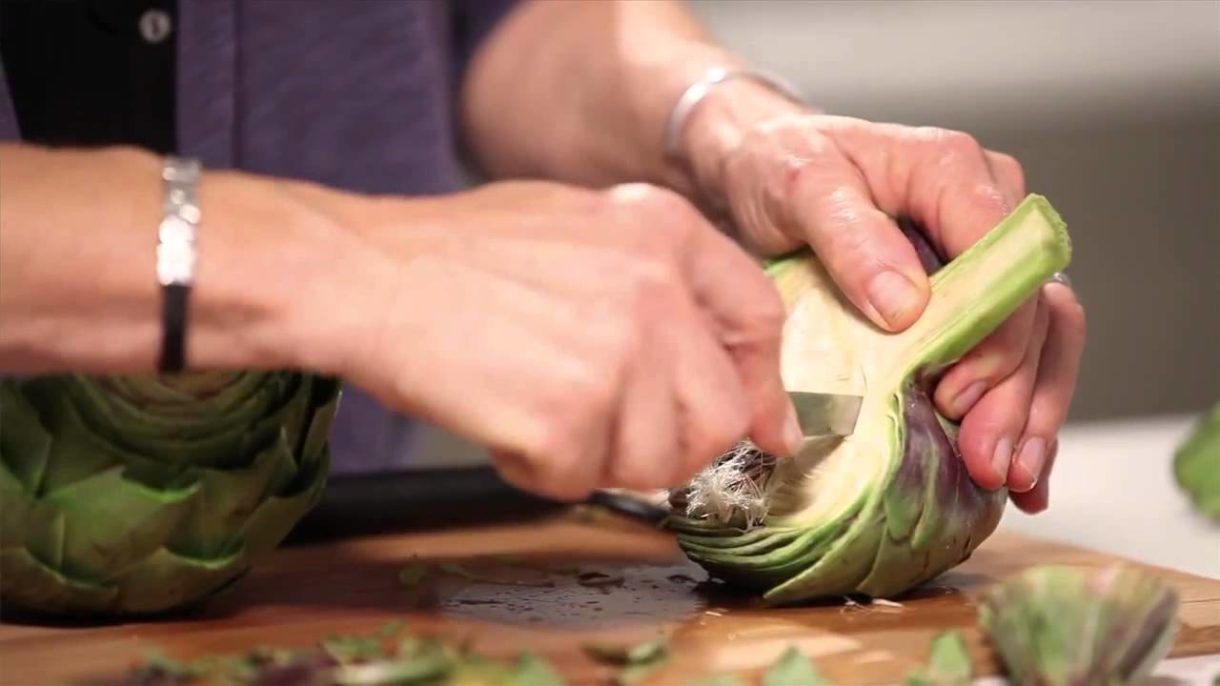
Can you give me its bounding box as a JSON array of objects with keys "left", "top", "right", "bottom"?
[{"left": 0, "top": 371, "right": 340, "bottom": 616}]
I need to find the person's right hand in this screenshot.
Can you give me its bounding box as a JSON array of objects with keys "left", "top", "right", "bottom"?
[{"left": 295, "top": 181, "right": 801, "bottom": 501}]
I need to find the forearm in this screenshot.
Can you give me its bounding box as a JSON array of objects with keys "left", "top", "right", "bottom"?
[
  {"left": 0, "top": 144, "right": 353, "bottom": 375},
  {"left": 462, "top": 0, "right": 797, "bottom": 195}
]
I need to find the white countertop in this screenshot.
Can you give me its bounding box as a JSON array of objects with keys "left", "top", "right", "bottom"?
[{"left": 997, "top": 413, "right": 1219, "bottom": 580}]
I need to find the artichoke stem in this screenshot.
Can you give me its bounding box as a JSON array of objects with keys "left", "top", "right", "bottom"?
[{"left": 889, "top": 194, "right": 1071, "bottom": 376}]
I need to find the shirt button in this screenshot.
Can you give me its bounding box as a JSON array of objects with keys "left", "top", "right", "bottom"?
[{"left": 138, "top": 8, "right": 173, "bottom": 44}]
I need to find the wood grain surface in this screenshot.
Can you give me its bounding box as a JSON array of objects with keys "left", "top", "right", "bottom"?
[{"left": 1, "top": 510, "right": 1217, "bottom": 685}]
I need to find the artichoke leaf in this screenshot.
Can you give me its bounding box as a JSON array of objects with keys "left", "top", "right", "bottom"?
[
  {"left": 299, "top": 376, "right": 343, "bottom": 463},
  {"left": 0, "top": 383, "right": 54, "bottom": 492},
  {"left": 239, "top": 447, "right": 330, "bottom": 555},
  {"left": 166, "top": 429, "right": 299, "bottom": 560},
  {"left": 0, "top": 460, "right": 35, "bottom": 545},
  {"left": 26, "top": 463, "right": 198, "bottom": 583},
  {"left": 52, "top": 373, "right": 308, "bottom": 468},
  {"left": 0, "top": 548, "right": 119, "bottom": 613},
  {"left": 1174, "top": 401, "right": 1220, "bottom": 520}
]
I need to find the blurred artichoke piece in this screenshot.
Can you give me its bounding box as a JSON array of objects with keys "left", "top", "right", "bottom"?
[
  {"left": 1, "top": 371, "right": 340, "bottom": 616},
  {"left": 979, "top": 565, "right": 1180, "bottom": 686},
  {"left": 1174, "top": 401, "right": 1220, "bottom": 521},
  {"left": 905, "top": 631, "right": 972, "bottom": 686}
]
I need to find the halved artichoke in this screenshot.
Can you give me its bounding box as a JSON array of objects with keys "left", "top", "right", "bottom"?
[
  {"left": 0, "top": 371, "right": 340, "bottom": 616},
  {"left": 1174, "top": 401, "right": 1220, "bottom": 521},
  {"left": 979, "top": 565, "right": 1179, "bottom": 686},
  {"left": 667, "top": 195, "right": 1072, "bottom": 604}
]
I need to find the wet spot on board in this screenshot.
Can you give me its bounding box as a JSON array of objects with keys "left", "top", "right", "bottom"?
[{"left": 433, "top": 560, "right": 712, "bottom": 628}]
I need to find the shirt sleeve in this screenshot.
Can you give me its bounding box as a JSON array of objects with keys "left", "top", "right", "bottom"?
[
  {"left": 0, "top": 60, "right": 21, "bottom": 141},
  {"left": 450, "top": 0, "right": 520, "bottom": 82}
]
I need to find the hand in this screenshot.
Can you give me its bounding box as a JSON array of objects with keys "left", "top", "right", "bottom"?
[
  {"left": 296, "top": 181, "right": 801, "bottom": 501},
  {"left": 680, "top": 85, "right": 1086, "bottom": 513}
]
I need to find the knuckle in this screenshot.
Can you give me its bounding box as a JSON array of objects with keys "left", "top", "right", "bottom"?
[
  {"left": 993, "top": 339, "right": 1030, "bottom": 376},
  {"left": 539, "top": 474, "right": 594, "bottom": 501},
  {"left": 1045, "top": 283, "right": 1087, "bottom": 339},
  {"left": 967, "top": 330, "right": 1027, "bottom": 381},
  {"left": 1063, "top": 301, "right": 1087, "bottom": 350},
  {"left": 917, "top": 127, "right": 982, "bottom": 159},
  {"left": 526, "top": 441, "right": 597, "bottom": 501},
  {"left": 620, "top": 183, "right": 701, "bottom": 233},
  {"left": 992, "top": 151, "right": 1025, "bottom": 180},
  {"left": 822, "top": 208, "right": 880, "bottom": 255},
  {"left": 539, "top": 360, "right": 617, "bottom": 449},
  {"left": 606, "top": 182, "right": 686, "bottom": 215},
  {"left": 587, "top": 190, "right": 621, "bottom": 218},
  {"left": 737, "top": 291, "right": 787, "bottom": 347},
  {"left": 1062, "top": 293, "right": 1087, "bottom": 330},
  {"left": 687, "top": 407, "right": 750, "bottom": 467},
  {"left": 588, "top": 307, "right": 642, "bottom": 370},
  {"left": 623, "top": 258, "right": 680, "bottom": 300},
  {"left": 569, "top": 360, "right": 619, "bottom": 413},
  {"left": 672, "top": 457, "right": 713, "bottom": 487},
  {"left": 495, "top": 448, "right": 589, "bottom": 502},
  {"left": 753, "top": 292, "right": 788, "bottom": 332},
  {"left": 942, "top": 130, "right": 983, "bottom": 156},
  {"left": 529, "top": 421, "right": 578, "bottom": 469},
  {"left": 969, "top": 181, "right": 1010, "bottom": 213},
  {"left": 608, "top": 458, "right": 659, "bottom": 491}
]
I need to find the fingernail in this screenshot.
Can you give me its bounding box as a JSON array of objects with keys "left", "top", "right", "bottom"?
[
  {"left": 1013, "top": 437, "right": 1046, "bottom": 492},
  {"left": 949, "top": 381, "right": 986, "bottom": 417},
  {"left": 867, "top": 270, "right": 922, "bottom": 328},
  {"left": 783, "top": 404, "right": 805, "bottom": 456},
  {"left": 991, "top": 435, "right": 1014, "bottom": 482}
]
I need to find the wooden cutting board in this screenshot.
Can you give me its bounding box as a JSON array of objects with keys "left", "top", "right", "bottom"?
[{"left": 2, "top": 511, "right": 1218, "bottom": 685}]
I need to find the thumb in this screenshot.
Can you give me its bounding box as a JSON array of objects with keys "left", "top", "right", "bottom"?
[{"left": 783, "top": 153, "right": 930, "bottom": 331}]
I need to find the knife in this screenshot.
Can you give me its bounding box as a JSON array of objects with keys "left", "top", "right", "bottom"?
[
  {"left": 584, "top": 391, "right": 864, "bottom": 524},
  {"left": 787, "top": 390, "right": 864, "bottom": 439}
]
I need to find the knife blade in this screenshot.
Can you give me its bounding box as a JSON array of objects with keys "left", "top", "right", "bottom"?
[{"left": 788, "top": 390, "right": 864, "bottom": 438}]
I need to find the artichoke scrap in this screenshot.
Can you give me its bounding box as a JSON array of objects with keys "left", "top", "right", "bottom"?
[
  {"left": 0, "top": 371, "right": 340, "bottom": 616},
  {"left": 1174, "top": 401, "right": 1220, "bottom": 521},
  {"left": 979, "top": 565, "right": 1180, "bottom": 686},
  {"left": 668, "top": 195, "right": 1072, "bottom": 604}
]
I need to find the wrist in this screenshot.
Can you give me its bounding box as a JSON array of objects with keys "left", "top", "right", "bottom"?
[
  {"left": 190, "top": 172, "right": 362, "bottom": 375},
  {"left": 676, "top": 77, "right": 811, "bottom": 203},
  {"left": 257, "top": 182, "right": 442, "bottom": 384}
]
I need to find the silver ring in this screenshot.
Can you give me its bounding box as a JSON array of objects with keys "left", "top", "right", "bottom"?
[{"left": 1049, "top": 271, "right": 1072, "bottom": 288}]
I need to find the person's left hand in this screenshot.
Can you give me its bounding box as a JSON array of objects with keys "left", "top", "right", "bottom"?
[{"left": 677, "top": 82, "right": 1086, "bottom": 514}]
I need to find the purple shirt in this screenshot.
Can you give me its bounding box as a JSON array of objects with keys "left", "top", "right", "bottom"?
[{"left": 0, "top": 0, "right": 518, "bottom": 474}]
